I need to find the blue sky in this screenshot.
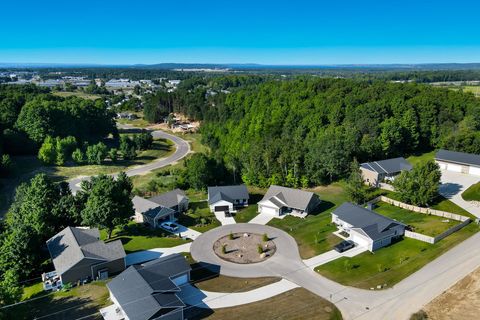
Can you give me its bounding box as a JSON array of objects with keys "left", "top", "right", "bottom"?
[{"left": 1, "top": 0, "right": 479, "bottom": 64}]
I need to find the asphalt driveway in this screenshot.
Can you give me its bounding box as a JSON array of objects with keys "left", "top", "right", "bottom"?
[{"left": 438, "top": 170, "right": 480, "bottom": 217}]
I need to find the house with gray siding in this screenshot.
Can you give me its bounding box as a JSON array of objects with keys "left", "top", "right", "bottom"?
[
  {"left": 332, "top": 202, "right": 405, "bottom": 252},
  {"left": 46, "top": 227, "right": 126, "bottom": 285},
  {"left": 360, "top": 157, "right": 412, "bottom": 187},
  {"left": 149, "top": 189, "right": 189, "bottom": 214},
  {"left": 133, "top": 196, "right": 176, "bottom": 228},
  {"left": 106, "top": 254, "right": 191, "bottom": 320},
  {"left": 257, "top": 185, "right": 320, "bottom": 218}
]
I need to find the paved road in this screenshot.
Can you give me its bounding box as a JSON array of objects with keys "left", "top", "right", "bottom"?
[
  {"left": 190, "top": 223, "right": 480, "bottom": 320},
  {"left": 68, "top": 127, "right": 190, "bottom": 193},
  {"left": 439, "top": 170, "right": 480, "bottom": 218}
]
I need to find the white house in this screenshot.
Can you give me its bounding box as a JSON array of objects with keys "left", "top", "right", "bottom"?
[
  {"left": 257, "top": 185, "right": 320, "bottom": 218},
  {"left": 207, "top": 185, "right": 249, "bottom": 213},
  {"left": 332, "top": 202, "right": 405, "bottom": 252}
]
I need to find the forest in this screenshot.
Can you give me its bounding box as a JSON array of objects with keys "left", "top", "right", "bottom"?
[{"left": 198, "top": 78, "right": 480, "bottom": 186}]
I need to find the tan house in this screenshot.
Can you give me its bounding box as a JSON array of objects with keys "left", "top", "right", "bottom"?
[{"left": 360, "top": 157, "right": 412, "bottom": 187}]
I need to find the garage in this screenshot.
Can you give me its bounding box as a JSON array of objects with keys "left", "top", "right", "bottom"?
[
  {"left": 172, "top": 273, "right": 188, "bottom": 286},
  {"left": 446, "top": 163, "right": 462, "bottom": 173},
  {"left": 260, "top": 205, "right": 278, "bottom": 216},
  {"left": 469, "top": 166, "right": 480, "bottom": 176},
  {"left": 350, "top": 232, "right": 371, "bottom": 249},
  {"left": 214, "top": 205, "right": 229, "bottom": 212},
  {"left": 436, "top": 149, "right": 480, "bottom": 176}
]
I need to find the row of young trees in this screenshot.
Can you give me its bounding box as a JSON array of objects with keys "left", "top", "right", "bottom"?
[{"left": 0, "top": 172, "right": 134, "bottom": 307}]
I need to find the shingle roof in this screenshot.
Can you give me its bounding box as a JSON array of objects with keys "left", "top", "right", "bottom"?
[
  {"left": 333, "top": 202, "right": 405, "bottom": 241},
  {"left": 435, "top": 149, "right": 480, "bottom": 167},
  {"left": 259, "top": 185, "right": 318, "bottom": 211},
  {"left": 207, "top": 185, "right": 249, "bottom": 205},
  {"left": 132, "top": 196, "right": 175, "bottom": 220},
  {"left": 46, "top": 227, "right": 125, "bottom": 275},
  {"left": 360, "top": 157, "right": 412, "bottom": 174},
  {"left": 107, "top": 254, "right": 190, "bottom": 320},
  {"left": 149, "top": 189, "right": 188, "bottom": 209}
]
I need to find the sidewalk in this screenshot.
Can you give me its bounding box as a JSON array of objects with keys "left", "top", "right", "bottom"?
[
  {"left": 303, "top": 246, "right": 368, "bottom": 269},
  {"left": 125, "top": 243, "right": 192, "bottom": 266},
  {"left": 179, "top": 279, "right": 299, "bottom": 309}
]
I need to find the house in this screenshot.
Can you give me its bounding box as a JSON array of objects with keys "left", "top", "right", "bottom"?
[
  {"left": 360, "top": 157, "right": 412, "bottom": 187},
  {"left": 257, "top": 185, "right": 320, "bottom": 218},
  {"left": 332, "top": 202, "right": 406, "bottom": 252},
  {"left": 46, "top": 227, "right": 126, "bottom": 285},
  {"left": 207, "top": 184, "right": 249, "bottom": 213},
  {"left": 435, "top": 149, "right": 480, "bottom": 176},
  {"left": 149, "top": 189, "right": 189, "bottom": 214},
  {"left": 132, "top": 196, "right": 176, "bottom": 228},
  {"left": 106, "top": 254, "right": 191, "bottom": 320}
]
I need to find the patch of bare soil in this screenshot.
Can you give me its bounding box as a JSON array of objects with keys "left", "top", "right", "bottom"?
[{"left": 423, "top": 267, "right": 480, "bottom": 320}]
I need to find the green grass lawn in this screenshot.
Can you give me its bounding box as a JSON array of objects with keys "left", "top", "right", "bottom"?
[
  {"left": 235, "top": 204, "right": 260, "bottom": 223},
  {"left": 178, "top": 200, "right": 221, "bottom": 233},
  {"left": 315, "top": 222, "right": 478, "bottom": 289},
  {"left": 461, "top": 181, "right": 480, "bottom": 201},
  {"left": 267, "top": 182, "right": 348, "bottom": 259},
  {"left": 407, "top": 151, "right": 436, "bottom": 167},
  {"left": 11, "top": 281, "right": 109, "bottom": 319},
  {"left": 116, "top": 112, "right": 151, "bottom": 128},
  {"left": 52, "top": 90, "right": 103, "bottom": 100},
  {"left": 374, "top": 202, "right": 458, "bottom": 236},
  {"left": 100, "top": 221, "right": 189, "bottom": 253}
]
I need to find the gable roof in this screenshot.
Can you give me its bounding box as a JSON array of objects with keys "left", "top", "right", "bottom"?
[
  {"left": 132, "top": 196, "right": 175, "bottom": 220},
  {"left": 259, "top": 185, "right": 317, "bottom": 211},
  {"left": 46, "top": 227, "right": 125, "bottom": 275},
  {"left": 333, "top": 202, "right": 405, "bottom": 241},
  {"left": 207, "top": 185, "right": 249, "bottom": 205},
  {"left": 149, "top": 189, "right": 188, "bottom": 209},
  {"left": 360, "top": 157, "right": 412, "bottom": 174},
  {"left": 107, "top": 254, "right": 190, "bottom": 320},
  {"left": 435, "top": 149, "right": 480, "bottom": 167}
]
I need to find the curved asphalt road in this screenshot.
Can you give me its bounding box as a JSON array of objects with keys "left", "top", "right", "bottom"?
[
  {"left": 191, "top": 223, "right": 480, "bottom": 320},
  {"left": 68, "top": 125, "right": 190, "bottom": 193}
]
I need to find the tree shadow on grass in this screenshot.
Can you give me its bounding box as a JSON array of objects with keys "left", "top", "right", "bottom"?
[{"left": 309, "top": 200, "right": 335, "bottom": 216}]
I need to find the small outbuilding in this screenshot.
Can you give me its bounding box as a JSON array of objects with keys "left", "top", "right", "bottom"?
[
  {"left": 360, "top": 157, "right": 412, "bottom": 187},
  {"left": 435, "top": 149, "right": 480, "bottom": 176}
]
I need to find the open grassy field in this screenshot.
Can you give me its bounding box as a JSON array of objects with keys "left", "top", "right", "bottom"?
[
  {"left": 461, "top": 181, "right": 480, "bottom": 201},
  {"left": 116, "top": 111, "right": 151, "bottom": 128},
  {"left": 267, "top": 182, "right": 348, "bottom": 259},
  {"left": 195, "top": 275, "right": 281, "bottom": 292},
  {"left": 100, "top": 221, "right": 189, "bottom": 253},
  {"left": 186, "top": 288, "right": 342, "bottom": 320},
  {"left": 406, "top": 151, "right": 436, "bottom": 166},
  {"left": 9, "top": 281, "right": 109, "bottom": 320},
  {"left": 374, "top": 201, "right": 458, "bottom": 236},
  {"left": 52, "top": 90, "right": 103, "bottom": 100},
  {"left": 315, "top": 222, "right": 478, "bottom": 289}
]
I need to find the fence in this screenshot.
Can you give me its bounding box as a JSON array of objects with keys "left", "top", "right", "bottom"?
[
  {"left": 369, "top": 196, "right": 470, "bottom": 222},
  {"left": 369, "top": 195, "right": 472, "bottom": 244}
]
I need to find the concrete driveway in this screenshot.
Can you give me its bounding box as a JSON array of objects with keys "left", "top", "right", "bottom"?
[
  {"left": 303, "top": 246, "right": 368, "bottom": 269},
  {"left": 439, "top": 170, "right": 480, "bottom": 217},
  {"left": 125, "top": 242, "right": 191, "bottom": 266}
]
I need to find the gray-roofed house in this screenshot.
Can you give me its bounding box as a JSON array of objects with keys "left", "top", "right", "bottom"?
[
  {"left": 257, "top": 185, "right": 320, "bottom": 218},
  {"left": 46, "top": 227, "right": 126, "bottom": 285},
  {"left": 106, "top": 253, "right": 191, "bottom": 320},
  {"left": 149, "top": 189, "right": 189, "bottom": 214},
  {"left": 360, "top": 157, "right": 413, "bottom": 187},
  {"left": 133, "top": 196, "right": 176, "bottom": 228},
  {"left": 332, "top": 202, "right": 405, "bottom": 252},
  {"left": 435, "top": 149, "right": 480, "bottom": 176},
  {"left": 207, "top": 184, "right": 249, "bottom": 213}
]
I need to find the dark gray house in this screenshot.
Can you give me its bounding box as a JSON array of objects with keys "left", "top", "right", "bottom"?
[
  {"left": 46, "top": 227, "right": 126, "bottom": 285},
  {"left": 435, "top": 149, "right": 480, "bottom": 176},
  {"left": 107, "top": 254, "right": 191, "bottom": 320},
  {"left": 133, "top": 196, "right": 176, "bottom": 228},
  {"left": 207, "top": 184, "right": 249, "bottom": 213},
  {"left": 257, "top": 185, "right": 320, "bottom": 218},
  {"left": 332, "top": 202, "right": 406, "bottom": 252},
  {"left": 360, "top": 157, "right": 413, "bottom": 187},
  {"left": 149, "top": 189, "right": 189, "bottom": 214}
]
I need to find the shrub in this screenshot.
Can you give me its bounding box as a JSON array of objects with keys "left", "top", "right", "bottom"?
[
  {"left": 86, "top": 142, "right": 108, "bottom": 165},
  {"left": 229, "top": 232, "right": 234, "bottom": 240},
  {"left": 222, "top": 244, "right": 227, "bottom": 254},
  {"left": 257, "top": 244, "right": 263, "bottom": 254},
  {"left": 72, "top": 148, "right": 85, "bottom": 164},
  {"left": 38, "top": 136, "right": 56, "bottom": 165},
  {"left": 410, "top": 310, "right": 429, "bottom": 320},
  {"left": 108, "top": 148, "right": 118, "bottom": 162},
  {"left": 263, "top": 233, "right": 269, "bottom": 242}
]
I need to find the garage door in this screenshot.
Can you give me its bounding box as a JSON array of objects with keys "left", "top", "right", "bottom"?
[
  {"left": 437, "top": 162, "right": 447, "bottom": 170},
  {"left": 350, "top": 233, "right": 370, "bottom": 248},
  {"left": 469, "top": 166, "right": 480, "bottom": 176},
  {"left": 260, "top": 206, "right": 278, "bottom": 216},
  {"left": 172, "top": 274, "right": 188, "bottom": 286},
  {"left": 214, "top": 205, "right": 229, "bottom": 212},
  {"left": 447, "top": 163, "right": 462, "bottom": 173}
]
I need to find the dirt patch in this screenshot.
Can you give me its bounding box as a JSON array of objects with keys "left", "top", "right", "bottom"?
[
  {"left": 423, "top": 267, "right": 480, "bottom": 320},
  {"left": 213, "top": 232, "right": 276, "bottom": 264}
]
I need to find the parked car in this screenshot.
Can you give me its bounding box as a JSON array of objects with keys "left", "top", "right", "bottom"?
[
  {"left": 161, "top": 222, "right": 179, "bottom": 232},
  {"left": 334, "top": 240, "right": 355, "bottom": 253}
]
